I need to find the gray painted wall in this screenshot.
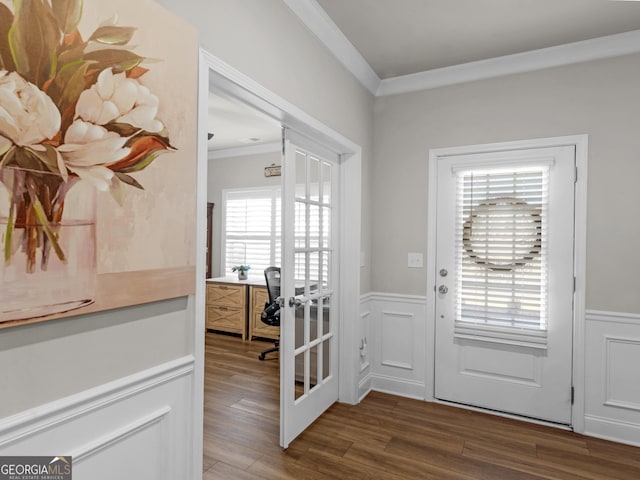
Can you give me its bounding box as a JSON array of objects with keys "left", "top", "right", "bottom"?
[
  {"left": 207, "top": 151, "right": 281, "bottom": 277},
  {"left": 372, "top": 53, "right": 640, "bottom": 312},
  {"left": 154, "top": 0, "right": 375, "bottom": 292},
  {"left": 1, "top": 0, "right": 373, "bottom": 421}
]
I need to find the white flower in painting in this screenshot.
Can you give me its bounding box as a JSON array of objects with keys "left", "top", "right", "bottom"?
[
  {"left": 57, "top": 120, "right": 131, "bottom": 190},
  {"left": 0, "top": 70, "right": 61, "bottom": 147},
  {"left": 75, "top": 67, "right": 164, "bottom": 133}
]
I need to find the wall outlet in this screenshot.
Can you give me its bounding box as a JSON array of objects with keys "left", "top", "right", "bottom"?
[{"left": 408, "top": 253, "right": 423, "bottom": 268}]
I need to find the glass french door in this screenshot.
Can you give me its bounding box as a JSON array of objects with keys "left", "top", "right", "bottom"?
[{"left": 280, "top": 129, "right": 339, "bottom": 448}]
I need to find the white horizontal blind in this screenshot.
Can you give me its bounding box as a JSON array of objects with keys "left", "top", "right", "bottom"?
[
  {"left": 454, "top": 167, "right": 549, "bottom": 342},
  {"left": 293, "top": 153, "right": 332, "bottom": 287},
  {"left": 223, "top": 188, "right": 281, "bottom": 275}
]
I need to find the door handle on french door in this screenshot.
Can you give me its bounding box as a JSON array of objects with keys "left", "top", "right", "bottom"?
[
  {"left": 289, "top": 297, "right": 304, "bottom": 307},
  {"left": 438, "top": 285, "right": 448, "bottom": 294}
]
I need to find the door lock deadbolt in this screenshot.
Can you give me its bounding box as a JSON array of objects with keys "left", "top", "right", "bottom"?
[{"left": 439, "top": 268, "right": 448, "bottom": 277}]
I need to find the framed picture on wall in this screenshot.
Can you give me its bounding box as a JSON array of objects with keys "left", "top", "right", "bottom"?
[{"left": 0, "top": 0, "right": 198, "bottom": 327}]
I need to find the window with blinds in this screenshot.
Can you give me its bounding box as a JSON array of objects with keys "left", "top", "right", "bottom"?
[
  {"left": 223, "top": 188, "right": 281, "bottom": 275},
  {"left": 454, "top": 167, "right": 549, "bottom": 346},
  {"left": 222, "top": 186, "right": 327, "bottom": 282}
]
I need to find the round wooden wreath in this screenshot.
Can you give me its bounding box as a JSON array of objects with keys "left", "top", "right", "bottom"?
[{"left": 462, "top": 197, "right": 542, "bottom": 272}]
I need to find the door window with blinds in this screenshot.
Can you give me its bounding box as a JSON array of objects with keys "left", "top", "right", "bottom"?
[{"left": 454, "top": 166, "right": 549, "bottom": 346}]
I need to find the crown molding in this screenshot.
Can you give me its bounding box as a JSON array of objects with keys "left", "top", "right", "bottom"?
[
  {"left": 376, "top": 29, "right": 640, "bottom": 96},
  {"left": 281, "top": 0, "right": 640, "bottom": 98},
  {"left": 208, "top": 142, "right": 281, "bottom": 160},
  {"left": 281, "top": 0, "right": 381, "bottom": 95}
]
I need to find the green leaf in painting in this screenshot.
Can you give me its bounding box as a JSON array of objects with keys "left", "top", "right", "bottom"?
[
  {"left": 48, "top": 59, "right": 91, "bottom": 133},
  {"left": 103, "top": 122, "right": 142, "bottom": 138},
  {"left": 0, "top": 146, "right": 16, "bottom": 169},
  {"left": 88, "top": 26, "right": 136, "bottom": 46},
  {"left": 51, "top": 0, "right": 83, "bottom": 35},
  {"left": 27, "top": 145, "right": 60, "bottom": 173},
  {"left": 108, "top": 174, "right": 126, "bottom": 206},
  {"left": 117, "top": 151, "right": 161, "bottom": 174},
  {"left": 13, "top": 147, "right": 47, "bottom": 172},
  {"left": 0, "top": 3, "right": 15, "bottom": 71},
  {"left": 84, "top": 48, "right": 143, "bottom": 74},
  {"left": 8, "top": 0, "right": 60, "bottom": 87},
  {"left": 114, "top": 171, "right": 144, "bottom": 190}
]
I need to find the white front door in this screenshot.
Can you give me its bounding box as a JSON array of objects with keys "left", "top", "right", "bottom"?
[
  {"left": 433, "top": 145, "right": 575, "bottom": 424},
  {"left": 280, "top": 129, "right": 339, "bottom": 448}
]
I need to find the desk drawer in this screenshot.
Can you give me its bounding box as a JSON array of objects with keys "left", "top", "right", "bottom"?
[
  {"left": 206, "top": 306, "right": 244, "bottom": 333},
  {"left": 249, "top": 286, "right": 279, "bottom": 340},
  {"left": 206, "top": 283, "right": 244, "bottom": 307}
]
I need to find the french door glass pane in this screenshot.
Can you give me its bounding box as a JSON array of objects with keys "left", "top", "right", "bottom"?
[
  {"left": 322, "top": 338, "right": 330, "bottom": 381},
  {"left": 296, "top": 151, "right": 307, "bottom": 199},
  {"left": 322, "top": 162, "right": 332, "bottom": 205},
  {"left": 294, "top": 351, "right": 305, "bottom": 401},
  {"left": 309, "top": 156, "right": 320, "bottom": 202}
]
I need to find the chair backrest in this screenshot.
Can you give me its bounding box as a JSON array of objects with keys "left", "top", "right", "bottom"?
[
  {"left": 261, "top": 267, "right": 281, "bottom": 327},
  {"left": 264, "top": 267, "right": 281, "bottom": 303}
]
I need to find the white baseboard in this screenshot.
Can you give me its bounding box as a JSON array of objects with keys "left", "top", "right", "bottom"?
[
  {"left": 584, "top": 415, "right": 640, "bottom": 448},
  {"left": 370, "top": 374, "right": 425, "bottom": 400}
]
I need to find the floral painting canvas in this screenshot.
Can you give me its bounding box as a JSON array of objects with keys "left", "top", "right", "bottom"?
[{"left": 0, "top": 0, "right": 198, "bottom": 326}]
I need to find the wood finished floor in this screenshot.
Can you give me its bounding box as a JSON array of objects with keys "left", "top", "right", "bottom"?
[{"left": 203, "top": 333, "right": 640, "bottom": 480}]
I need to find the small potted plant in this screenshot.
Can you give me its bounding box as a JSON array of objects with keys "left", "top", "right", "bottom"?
[{"left": 232, "top": 265, "right": 251, "bottom": 280}]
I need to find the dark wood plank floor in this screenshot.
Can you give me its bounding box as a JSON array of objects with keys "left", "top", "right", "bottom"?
[{"left": 203, "top": 333, "right": 640, "bottom": 480}]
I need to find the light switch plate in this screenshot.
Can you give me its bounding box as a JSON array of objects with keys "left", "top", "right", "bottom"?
[{"left": 408, "top": 252, "right": 423, "bottom": 268}]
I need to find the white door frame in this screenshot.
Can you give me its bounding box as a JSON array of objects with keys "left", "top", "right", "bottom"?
[
  {"left": 193, "top": 48, "right": 362, "bottom": 472},
  {"left": 425, "top": 134, "right": 588, "bottom": 433}
]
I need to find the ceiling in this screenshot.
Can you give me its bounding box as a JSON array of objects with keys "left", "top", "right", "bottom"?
[
  {"left": 207, "top": 93, "right": 281, "bottom": 152},
  {"left": 316, "top": 0, "right": 640, "bottom": 79},
  {"left": 210, "top": 0, "right": 640, "bottom": 151}
]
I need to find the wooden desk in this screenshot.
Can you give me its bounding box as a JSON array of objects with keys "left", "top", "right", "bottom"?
[
  {"left": 206, "top": 276, "right": 277, "bottom": 341},
  {"left": 249, "top": 286, "right": 279, "bottom": 341}
]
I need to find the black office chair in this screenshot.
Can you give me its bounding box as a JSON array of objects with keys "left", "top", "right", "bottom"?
[{"left": 258, "top": 267, "right": 280, "bottom": 361}]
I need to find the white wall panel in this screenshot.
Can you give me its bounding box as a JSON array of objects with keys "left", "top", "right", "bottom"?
[
  {"left": 604, "top": 336, "right": 640, "bottom": 412},
  {"left": 358, "top": 298, "right": 372, "bottom": 401},
  {"left": 367, "top": 293, "right": 427, "bottom": 399},
  {"left": 381, "top": 311, "right": 415, "bottom": 370},
  {"left": 0, "top": 357, "right": 194, "bottom": 479},
  {"left": 583, "top": 311, "right": 640, "bottom": 446}
]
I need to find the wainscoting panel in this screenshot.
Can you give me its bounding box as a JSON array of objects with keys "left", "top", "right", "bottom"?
[
  {"left": 0, "top": 356, "right": 195, "bottom": 479},
  {"left": 361, "top": 296, "right": 640, "bottom": 447},
  {"left": 381, "top": 311, "right": 415, "bottom": 370},
  {"left": 365, "top": 293, "right": 427, "bottom": 399},
  {"left": 358, "top": 299, "right": 372, "bottom": 401},
  {"left": 584, "top": 311, "right": 640, "bottom": 446}
]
